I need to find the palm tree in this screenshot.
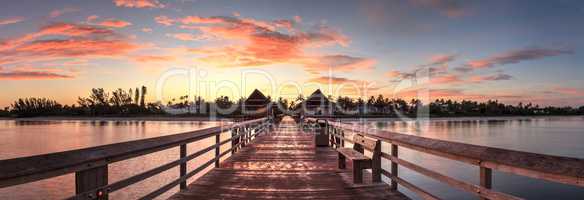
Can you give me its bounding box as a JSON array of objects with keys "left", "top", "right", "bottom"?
[
  {"left": 134, "top": 87, "right": 140, "bottom": 105},
  {"left": 140, "top": 86, "right": 147, "bottom": 108}
]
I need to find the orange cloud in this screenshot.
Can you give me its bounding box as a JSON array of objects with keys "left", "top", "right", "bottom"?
[
  {"left": 0, "top": 22, "right": 140, "bottom": 74},
  {"left": 308, "top": 76, "right": 361, "bottom": 84},
  {"left": 154, "top": 16, "right": 174, "bottom": 26},
  {"left": 16, "top": 39, "right": 138, "bottom": 58},
  {"left": 163, "top": 15, "right": 356, "bottom": 72},
  {"left": 133, "top": 55, "right": 175, "bottom": 63},
  {"left": 0, "top": 68, "right": 73, "bottom": 80},
  {"left": 395, "top": 88, "right": 465, "bottom": 99},
  {"left": 385, "top": 70, "right": 402, "bottom": 78},
  {"left": 142, "top": 28, "right": 152, "bottom": 33},
  {"left": 113, "top": 0, "right": 164, "bottom": 8},
  {"left": 430, "top": 74, "right": 462, "bottom": 84},
  {"left": 97, "top": 19, "right": 132, "bottom": 28},
  {"left": 0, "top": 17, "right": 24, "bottom": 26}
]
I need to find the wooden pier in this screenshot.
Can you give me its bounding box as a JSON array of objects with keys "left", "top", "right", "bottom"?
[
  {"left": 1, "top": 115, "right": 583, "bottom": 200},
  {"left": 169, "top": 117, "right": 408, "bottom": 200}
]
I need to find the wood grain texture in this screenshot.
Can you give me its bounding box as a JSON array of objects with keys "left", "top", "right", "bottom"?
[{"left": 170, "top": 117, "right": 409, "bottom": 200}]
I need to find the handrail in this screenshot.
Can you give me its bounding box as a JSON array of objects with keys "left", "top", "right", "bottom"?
[
  {"left": 0, "top": 117, "right": 271, "bottom": 200},
  {"left": 305, "top": 117, "right": 584, "bottom": 200}
]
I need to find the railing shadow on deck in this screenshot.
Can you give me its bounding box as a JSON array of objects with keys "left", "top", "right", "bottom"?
[
  {"left": 0, "top": 117, "right": 274, "bottom": 200},
  {"left": 303, "top": 117, "right": 584, "bottom": 200}
]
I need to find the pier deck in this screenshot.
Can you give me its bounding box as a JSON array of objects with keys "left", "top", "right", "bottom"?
[{"left": 169, "top": 117, "right": 409, "bottom": 200}]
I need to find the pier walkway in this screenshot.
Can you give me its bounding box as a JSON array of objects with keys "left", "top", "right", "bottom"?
[
  {"left": 1, "top": 116, "right": 582, "bottom": 200},
  {"left": 169, "top": 117, "right": 409, "bottom": 200}
]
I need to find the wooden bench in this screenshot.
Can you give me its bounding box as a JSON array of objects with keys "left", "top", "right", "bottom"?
[{"left": 337, "top": 134, "right": 381, "bottom": 184}]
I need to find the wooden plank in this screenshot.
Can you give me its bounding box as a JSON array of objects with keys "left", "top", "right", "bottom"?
[
  {"left": 140, "top": 129, "right": 258, "bottom": 200},
  {"left": 337, "top": 148, "right": 370, "bottom": 161},
  {"left": 170, "top": 117, "right": 409, "bottom": 200}
]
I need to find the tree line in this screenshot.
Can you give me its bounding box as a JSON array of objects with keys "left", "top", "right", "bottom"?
[
  {"left": 330, "top": 95, "right": 584, "bottom": 117},
  {"left": 3, "top": 86, "right": 165, "bottom": 117},
  {"left": 2, "top": 91, "right": 583, "bottom": 118}
]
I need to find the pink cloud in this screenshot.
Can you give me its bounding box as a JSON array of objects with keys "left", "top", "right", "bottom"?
[
  {"left": 49, "top": 7, "right": 80, "bottom": 18},
  {"left": 165, "top": 15, "right": 356, "bottom": 72},
  {"left": 304, "top": 55, "right": 375, "bottom": 73},
  {"left": 469, "top": 74, "right": 513, "bottom": 82},
  {"left": 0, "top": 17, "right": 24, "bottom": 26},
  {"left": 113, "top": 0, "right": 164, "bottom": 8},
  {"left": 430, "top": 74, "right": 462, "bottom": 84},
  {"left": 308, "top": 76, "right": 363, "bottom": 85},
  {"left": 166, "top": 33, "right": 207, "bottom": 41},
  {"left": 429, "top": 54, "right": 456, "bottom": 66},
  {"left": 96, "top": 19, "right": 132, "bottom": 28},
  {"left": 552, "top": 87, "right": 584, "bottom": 96},
  {"left": 0, "top": 22, "right": 140, "bottom": 70},
  {"left": 461, "top": 47, "right": 573, "bottom": 71},
  {"left": 294, "top": 16, "right": 303, "bottom": 23},
  {"left": 0, "top": 68, "right": 73, "bottom": 80},
  {"left": 154, "top": 16, "right": 174, "bottom": 26}
]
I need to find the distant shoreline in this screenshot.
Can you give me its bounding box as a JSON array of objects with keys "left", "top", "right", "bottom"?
[{"left": 0, "top": 115, "right": 582, "bottom": 122}]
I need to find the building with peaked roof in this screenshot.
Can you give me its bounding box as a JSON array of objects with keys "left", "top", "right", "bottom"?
[
  {"left": 243, "top": 89, "right": 271, "bottom": 116},
  {"left": 301, "top": 89, "right": 334, "bottom": 116}
]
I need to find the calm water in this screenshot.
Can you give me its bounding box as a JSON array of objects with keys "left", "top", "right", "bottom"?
[
  {"left": 1, "top": 117, "right": 583, "bottom": 200},
  {"left": 0, "top": 119, "right": 233, "bottom": 200},
  {"left": 345, "top": 116, "right": 584, "bottom": 200}
]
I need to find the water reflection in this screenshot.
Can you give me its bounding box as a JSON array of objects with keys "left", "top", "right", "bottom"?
[
  {"left": 345, "top": 116, "right": 584, "bottom": 200},
  {"left": 0, "top": 119, "right": 228, "bottom": 200}
]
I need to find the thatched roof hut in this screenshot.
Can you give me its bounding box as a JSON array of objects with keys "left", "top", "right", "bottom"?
[
  {"left": 243, "top": 89, "right": 270, "bottom": 115},
  {"left": 301, "top": 89, "right": 333, "bottom": 115}
]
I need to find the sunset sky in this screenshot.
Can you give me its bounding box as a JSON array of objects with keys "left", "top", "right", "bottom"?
[{"left": 1, "top": 0, "right": 583, "bottom": 107}]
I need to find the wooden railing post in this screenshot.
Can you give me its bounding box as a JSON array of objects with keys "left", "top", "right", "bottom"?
[
  {"left": 179, "top": 144, "right": 187, "bottom": 190},
  {"left": 480, "top": 167, "right": 492, "bottom": 200},
  {"left": 242, "top": 127, "right": 247, "bottom": 148},
  {"left": 390, "top": 144, "right": 398, "bottom": 191},
  {"left": 372, "top": 140, "right": 382, "bottom": 182},
  {"left": 76, "top": 165, "right": 108, "bottom": 200},
  {"left": 341, "top": 130, "right": 345, "bottom": 147},
  {"left": 215, "top": 133, "right": 220, "bottom": 167},
  {"left": 231, "top": 128, "right": 238, "bottom": 154}
]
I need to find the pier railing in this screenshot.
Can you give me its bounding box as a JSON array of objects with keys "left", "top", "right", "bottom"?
[
  {"left": 304, "top": 118, "right": 584, "bottom": 200},
  {"left": 0, "top": 117, "right": 272, "bottom": 200}
]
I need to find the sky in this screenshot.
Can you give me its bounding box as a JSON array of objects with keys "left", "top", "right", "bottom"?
[{"left": 1, "top": 0, "right": 583, "bottom": 107}]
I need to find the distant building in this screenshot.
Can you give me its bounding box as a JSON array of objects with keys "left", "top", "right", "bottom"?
[
  {"left": 243, "top": 89, "right": 271, "bottom": 117},
  {"left": 302, "top": 89, "right": 334, "bottom": 116}
]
